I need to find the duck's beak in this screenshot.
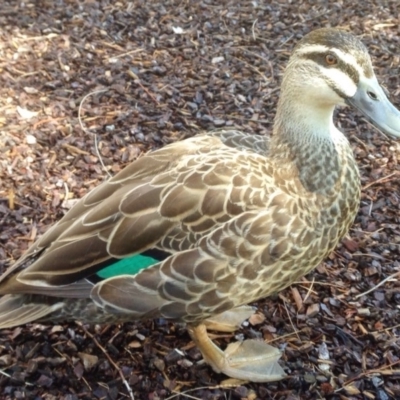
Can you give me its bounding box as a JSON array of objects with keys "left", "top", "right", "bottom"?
[{"left": 346, "top": 75, "right": 400, "bottom": 139}]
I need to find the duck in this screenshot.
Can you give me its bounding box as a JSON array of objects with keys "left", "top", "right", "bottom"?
[{"left": 1, "top": 28, "right": 400, "bottom": 383}]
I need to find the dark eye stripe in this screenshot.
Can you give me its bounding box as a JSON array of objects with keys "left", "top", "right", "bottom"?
[
  {"left": 321, "top": 76, "right": 350, "bottom": 99},
  {"left": 299, "top": 51, "right": 360, "bottom": 84}
]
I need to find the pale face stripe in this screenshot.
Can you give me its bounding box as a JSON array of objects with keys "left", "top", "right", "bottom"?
[
  {"left": 320, "top": 67, "right": 358, "bottom": 97},
  {"left": 295, "top": 43, "right": 372, "bottom": 79}
]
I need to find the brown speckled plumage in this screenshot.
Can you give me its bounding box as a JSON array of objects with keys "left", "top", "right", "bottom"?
[
  {"left": 1, "top": 28, "right": 400, "bottom": 382},
  {"left": 0, "top": 129, "right": 360, "bottom": 324}
]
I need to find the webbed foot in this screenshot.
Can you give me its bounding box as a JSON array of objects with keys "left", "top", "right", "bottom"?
[{"left": 188, "top": 323, "right": 286, "bottom": 382}]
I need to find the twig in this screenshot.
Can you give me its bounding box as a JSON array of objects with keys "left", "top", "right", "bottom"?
[
  {"left": 8, "top": 188, "right": 14, "bottom": 210},
  {"left": 0, "top": 370, "right": 12, "bottom": 379},
  {"left": 62, "top": 143, "right": 90, "bottom": 155},
  {"left": 76, "top": 322, "right": 134, "bottom": 400},
  {"left": 52, "top": 346, "right": 93, "bottom": 392},
  {"left": 127, "top": 69, "right": 160, "bottom": 105},
  {"left": 354, "top": 271, "right": 400, "bottom": 299},
  {"left": 167, "top": 391, "right": 202, "bottom": 400},
  {"left": 0, "top": 369, "right": 33, "bottom": 386},
  {"left": 352, "top": 251, "right": 387, "bottom": 260},
  {"left": 61, "top": 182, "right": 69, "bottom": 209},
  {"left": 251, "top": 19, "right": 258, "bottom": 41},
  {"left": 338, "top": 359, "right": 400, "bottom": 388},
  {"left": 32, "top": 116, "right": 65, "bottom": 130},
  {"left": 165, "top": 382, "right": 241, "bottom": 400},
  {"left": 232, "top": 56, "right": 270, "bottom": 84},
  {"left": 362, "top": 171, "right": 399, "bottom": 190},
  {"left": 262, "top": 329, "right": 303, "bottom": 344},
  {"left": 371, "top": 322, "right": 400, "bottom": 333},
  {"left": 351, "top": 134, "right": 369, "bottom": 152},
  {"left": 283, "top": 299, "right": 300, "bottom": 340},
  {"left": 109, "top": 48, "right": 145, "bottom": 60},
  {"left": 302, "top": 277, "right": 315, "bottom": 303},
  {"left": 77, "top": 89, "right": 112, "bottom": 178}
]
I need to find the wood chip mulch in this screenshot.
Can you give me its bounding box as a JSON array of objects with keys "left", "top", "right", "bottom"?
[{"left": 1, "top": 1, "right": 400, "bottom": 399}]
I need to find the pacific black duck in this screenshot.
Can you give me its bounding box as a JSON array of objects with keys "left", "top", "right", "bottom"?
[{"left": 1, "top": 28, "right": 400, "bottom": 382}]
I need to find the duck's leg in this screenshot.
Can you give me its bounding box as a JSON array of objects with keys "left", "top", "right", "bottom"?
[
  {"left": 204, "top": 305, "right": 256, "bottom": 332},
  {"left": 187, "top": 323, "right": 286, "bottom": 382}
]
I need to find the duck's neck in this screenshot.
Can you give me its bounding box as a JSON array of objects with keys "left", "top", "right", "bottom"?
[{"left": 270, "top": 97, "right": 353, "bottom": 196}]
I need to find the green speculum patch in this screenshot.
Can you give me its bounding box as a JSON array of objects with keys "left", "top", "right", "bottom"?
[{"left": 97, "top": 254, "right": 160, "bottom": 279}]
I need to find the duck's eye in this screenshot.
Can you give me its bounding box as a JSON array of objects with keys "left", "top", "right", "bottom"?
[{"left": 325, "top": 54, "right": 337, "bottom": 65}]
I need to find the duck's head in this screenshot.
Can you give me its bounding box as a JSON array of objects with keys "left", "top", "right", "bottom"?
[{"left": 284, "top": 28, "right": 400, "bottom": 139}]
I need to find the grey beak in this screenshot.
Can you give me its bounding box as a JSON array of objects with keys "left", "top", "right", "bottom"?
[{"left": 346, "top": 76, "right": 400, "bottom": 139}]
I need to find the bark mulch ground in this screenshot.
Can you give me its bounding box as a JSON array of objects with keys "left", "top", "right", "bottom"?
[{"left": 1, "top": 1, "right": 400, "bottom": 399}]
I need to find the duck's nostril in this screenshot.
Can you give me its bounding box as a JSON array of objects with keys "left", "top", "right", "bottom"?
[{"left": 368, "top": 91, "right": 378, "bottom": 100}]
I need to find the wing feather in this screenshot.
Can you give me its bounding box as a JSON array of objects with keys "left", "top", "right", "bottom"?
[{"left": 0, "top": 130, "right": 314, "bottom": 314}]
